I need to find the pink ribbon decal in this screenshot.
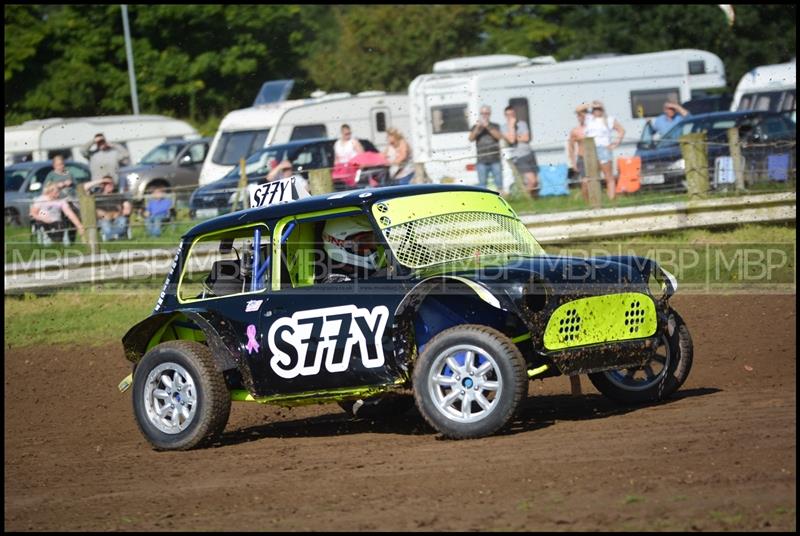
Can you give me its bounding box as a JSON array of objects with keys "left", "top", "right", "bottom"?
[{"left": 245, "top": 324, "right": 260, "bottom": 354}]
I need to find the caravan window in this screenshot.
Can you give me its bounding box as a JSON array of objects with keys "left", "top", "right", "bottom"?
[
  {"left": 738, "top": 91, "right": 796, "bottom": 113},
  {"left": 212, "top": 129, "right": 270, "bottom": 166},
  {"left": 375, "top": 112, "right": 387, "bottom": 133},
  {"left": 431, "top": 105, "right": 469, "bottom": 134},
  {"left": 47, "top": 149, "right": 72, "bottom": 161},
  {"left": 290, "top": 124, "right": 327, "bottom": 140},
  {"left": 630, "top": 88, "right": 680, "bottom": 118}
]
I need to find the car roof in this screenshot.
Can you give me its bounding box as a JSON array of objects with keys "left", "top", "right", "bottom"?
[
  {"left": 5, "top": 160, "right": 88, "bottom": 171},
  {"left": 184, "top": 184, "right": 495, "bottom": 238},
  {"left": 676, "top": 110, "right": 786, "bottom": 123}
]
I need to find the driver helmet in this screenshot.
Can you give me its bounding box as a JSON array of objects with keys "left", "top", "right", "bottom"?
[{"left": 322, "top": 216, "right": 381, "bottom": 270}]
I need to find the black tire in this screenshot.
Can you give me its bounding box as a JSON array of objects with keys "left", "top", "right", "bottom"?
[
  {"left": 412, "top": 324, "right": 527, "bottom": 439},
  {"left": 338, "top": 394, "right": 414, "bottom": 420},
  {"left": 132, "top": 340, "right": 231, "bottom": 451},
  {"left": 588, "top": 309, "right": 693, "bottom": 404}
]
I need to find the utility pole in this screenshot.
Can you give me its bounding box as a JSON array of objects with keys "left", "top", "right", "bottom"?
[{"left": 121, "top": 5, "right": 140, "bottom": 115}]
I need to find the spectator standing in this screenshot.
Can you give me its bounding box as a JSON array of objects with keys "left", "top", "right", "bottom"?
[
  {"left": 84, "top": 176, "right": 132, "bottom": 241},
  {"left": 43, "top": 155, "right": 75, "bottom": 195},
  {"left": 652, "top": 101, "right": 690, "bottom": 137},
  {"left": 502, "top": 106, "right": 539, "bottom": 197},
  {"left": 334, "top": 124, "right": 365, "bottom": 164},
  {"left": 144, "top": 185, "right": 173, "bottom": 237},
  {"left": 384, "top": 127, "right": 415, "bottom": 185},
  {"left": 82, "top": 133, "right": 130, "bottom": 190},
  {"left": 568, "top": 104, "right": 589, "bottom": 202},
  {"left": 581, "top": 100, "right": 625, "bottom": 200},
  {"left": 29, "top": 183, "right": 85, "bottom": 244},
  {"left": 468, "top": 105, "right": 504, "bottom": 192}
]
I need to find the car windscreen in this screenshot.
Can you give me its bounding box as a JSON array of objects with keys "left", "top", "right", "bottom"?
[
  {"left": 371, "top": 191, "right": 545, "bottom": 269},
  {"left": 212, "top": 129, "right": 270, "bottom": 166},
  {"left": 4, "top": 169, "right": 29, "bottom": 192},
  {"left": 139, "top": 143, "right": 185, "bottom": 164}
]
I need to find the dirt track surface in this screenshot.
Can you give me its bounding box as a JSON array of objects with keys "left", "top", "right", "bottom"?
[{"left": 4, "top": 294, "right": 796, "bottom": 531}]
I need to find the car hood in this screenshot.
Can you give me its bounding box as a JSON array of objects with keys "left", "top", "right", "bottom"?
[{"left": 416, "top": 254, "right": 656, "bottom": 295}]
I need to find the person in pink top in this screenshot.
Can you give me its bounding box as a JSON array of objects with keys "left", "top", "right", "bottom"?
[{"left": 29, "top": 183, "right": 85, "bottom": 244}]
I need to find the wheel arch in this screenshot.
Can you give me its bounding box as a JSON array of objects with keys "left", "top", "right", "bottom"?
[
  {"left": 392, "top": 276, "right": 529, "bottom": 372},
  {"left": 122, "top": 310, "right": 253, "bottom": 389}
]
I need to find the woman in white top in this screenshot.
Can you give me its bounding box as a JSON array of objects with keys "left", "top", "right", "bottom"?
[
  {"left": 579, "top": 100, "right": 625, "bottom": 200},
  {"left": 334, "top": 124, "right": 365, "bottom": 164}
]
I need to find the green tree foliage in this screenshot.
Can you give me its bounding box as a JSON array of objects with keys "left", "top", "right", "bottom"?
[
  {"left": 303, "top": 5, "right": 485, "bottom": 93},
  {"left": 4, "top": 5, "right": 796, "bottom": 127}
]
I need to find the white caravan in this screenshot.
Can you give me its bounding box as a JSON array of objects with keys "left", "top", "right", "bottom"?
[
  {"left": 199, "top": 88, "right": 409, "bottom": 185},
  {"left": 730, "top": 60, "right": 796, "bottom": 121},
  {"left": 4, "top": 115, "right": 198, "bottom": 167},
  {"left": 408, "top": 49, "right": 727, "bottom": 186}
]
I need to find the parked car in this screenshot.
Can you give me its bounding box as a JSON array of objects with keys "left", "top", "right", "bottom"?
[
  {"left": 188, "top": 137, "right": 378, "bottom": 219},
  {"left": 4, "top": 160, "right": 91, "bottom": 226},
  {"left": 120, "top": 137, "right": 211, "bottom": 201},
  {"left": 635, "top": 110, "right": 796, "bottom": 191},
  {"left": 119, "top": 183, "right": 694, "bottom": 450}
]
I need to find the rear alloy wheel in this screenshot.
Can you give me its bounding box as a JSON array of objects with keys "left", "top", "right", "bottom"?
[{"left": 413, "top": 325, "right": 527, "bottom": 439}]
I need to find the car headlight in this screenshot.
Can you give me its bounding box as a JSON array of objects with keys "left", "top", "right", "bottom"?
[{"left": 667, "top": 158, "right": 685, "bottom": 171}]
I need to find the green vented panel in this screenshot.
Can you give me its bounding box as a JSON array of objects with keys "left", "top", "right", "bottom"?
[{"left": 543, "top": 292, "right": 657, "bottom": 350}]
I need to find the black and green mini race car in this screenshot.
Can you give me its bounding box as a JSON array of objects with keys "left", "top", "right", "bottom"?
[{"left": 120, "top": 183, "right": 693, "bottom": 450}]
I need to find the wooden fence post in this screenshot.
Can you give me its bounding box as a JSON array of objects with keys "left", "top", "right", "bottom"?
[
  {"left": 413, "top": 163, "right": 431, "bottom": 184},
  {"left": 582, "top": 137, "right": 603, "bottom": 209},
  {"left": 232, "top": 158, "right": 247, "bottom": 211},
  {"left": 680, "top": 132, "right": 709, "bottom": 197},
  {"left": 727, "top": 127, "right": 745, "bottom": 191},
  {"left": 308, "top": 168, "right": 333, "bottom": 195},
  {"left": 76, "top": 186, "right": 98, "bottom": 255}
]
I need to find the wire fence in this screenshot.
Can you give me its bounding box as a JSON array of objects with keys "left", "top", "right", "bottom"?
[{"left": 14, "top": 132, "right": 797, "bottom": 249}]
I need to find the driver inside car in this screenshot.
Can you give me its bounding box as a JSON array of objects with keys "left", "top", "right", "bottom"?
[{"left": 321, "top": 216, "right": 387, "bottom": 283}]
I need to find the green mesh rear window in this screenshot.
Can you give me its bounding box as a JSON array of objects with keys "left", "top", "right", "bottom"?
[{"left": 381, "top": 211, "right": 544, "bottom": 269}]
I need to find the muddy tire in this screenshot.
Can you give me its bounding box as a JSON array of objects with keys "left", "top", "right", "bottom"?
[
  {"left": 412, "top": 324, "right": 527, "bottom": 439},
  {"left": 588, "top": 309, "right": 693, "bottom": 404},
  {"left": 132, "top": 341, "right": 231, "bottom": 451}
]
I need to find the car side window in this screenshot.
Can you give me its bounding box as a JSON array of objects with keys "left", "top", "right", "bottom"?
[
  {"left": 66, "top": 164, "right": 90, "bottom": 184},
  {"left": 28, "top": 166, "right": 52, "bottom": 192},
  {"left": 274, "top": 212, "right": 388, "bottom": 290},
  {"left": 178, "top": 225, "right": 270, "bottom": 302},
  {"left": 188, "top": 143, "right": 208, "bottom": 164}
]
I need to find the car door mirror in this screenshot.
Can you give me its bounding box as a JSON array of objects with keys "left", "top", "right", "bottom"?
[
  {"left": 29, "top": 182, "right": 42, "bottom": 192},
  {"left": 180, "top": 154, "right": 194, "bottom": 166}
]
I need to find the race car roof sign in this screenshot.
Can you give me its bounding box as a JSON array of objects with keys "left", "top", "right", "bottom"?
[{"left": 248, "top": 176, "right": 310, "bottom": 208}]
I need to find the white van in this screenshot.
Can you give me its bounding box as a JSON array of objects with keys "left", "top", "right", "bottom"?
[
  {"left": 4, "top": 114, "right": 198, "bottom": 167},
  {"left": 408, "top": 49, "right": 727, "bottom": 186},
  {"left": 199, "top": 88, "right": 409, "bottom": 185},
  {"left": 730, "top": 60, "right": 796, "bottom": 121}
]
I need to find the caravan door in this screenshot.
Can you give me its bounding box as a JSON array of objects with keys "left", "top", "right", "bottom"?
[{"left": 420, "top": 79, "right": 476, "bottom": 184}]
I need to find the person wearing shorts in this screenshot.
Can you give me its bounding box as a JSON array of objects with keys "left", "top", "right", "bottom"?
[
  {"left": 581, "top": 100, "right": 625, "bottom": 200},
  {"left": 503, "top": 106, "right": 539, "bottom": 197}
]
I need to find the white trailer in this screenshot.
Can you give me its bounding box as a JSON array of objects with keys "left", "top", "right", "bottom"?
[
  {"left": 730, "top": 60, "right": 796, "bottom": 121},
  {"left": 199, "top": 90, "right": 409, "bottom": 185},
  {"left": 408, "top": 49, "right": 727, "bottom": 186},
  {"left": 4, "top": 115, "right": 198, "bottom": 167}
]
